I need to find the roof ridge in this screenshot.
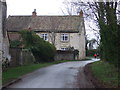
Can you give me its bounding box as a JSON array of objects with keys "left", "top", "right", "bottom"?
[{"left": 8, "top": 15, "right": 81, "bottom": 17}]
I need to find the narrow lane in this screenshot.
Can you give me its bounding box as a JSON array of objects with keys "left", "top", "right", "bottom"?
[{"left": 8, "top": 59, "right": 100, "bottom": 88}]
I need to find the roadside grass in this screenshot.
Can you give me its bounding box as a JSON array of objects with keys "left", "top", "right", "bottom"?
[
  {"left": 81, "top": 56, "right": 93, "bottom": 60},
  {"left": 90, "top": 60, "right": 119, "bottom": 88},
  {"left": 3, "top": 59, "right": 89, "bottom": 85},
  {"left": 3, "top": 63, "right": 51, "bottom": 85}
]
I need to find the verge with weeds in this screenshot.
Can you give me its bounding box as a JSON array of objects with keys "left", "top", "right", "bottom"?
[{"left": 90, "top": 61, "right": 119, "bottom": 88}]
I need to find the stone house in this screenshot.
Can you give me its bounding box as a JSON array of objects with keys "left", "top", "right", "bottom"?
[{"left": 6, "top": 10, "right": 86, "bottom": 60}]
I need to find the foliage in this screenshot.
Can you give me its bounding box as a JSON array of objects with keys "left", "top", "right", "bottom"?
[
  {"left": 99, "top": 25, "right": 120, "bottom": 67},
  {"left": 96, "top": 1, "right": 119, "bottom": 67},
  {"left": 10, "top": 40, "right": 20, "bottom": 48},
  {"left": 95, "top": 2, "right": 120, "bottom": 68},
  {"left": 86, "top": 49, "right": 99, "bottom": 57},
  {"left": 91, "top": 61, "right": 119, "bottom": 88},
  {"left": 3, "top": 63, "right": 53, "bottom": 84},
  {"left": 2, "top": 57, "right": 10, "bottom": 71},
  {"left": 97, "top": 2, "right": 119, "bottom": 68},
  {"left": 73, "top": 49, "right": 79, "bottom": 55},
  {"left": 68, "top": 1, "right": 120, "bottom": 68},
  {"left": 19, "top": 30, "right": 56, "bottom": 62}
]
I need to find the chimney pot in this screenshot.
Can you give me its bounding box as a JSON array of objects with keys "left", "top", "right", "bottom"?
[
  {"left": 32, "top": 9, "right": 37, "bottom": 17},
  {"left": 79, "top": 10, "right": 83, "bottom": 17}
]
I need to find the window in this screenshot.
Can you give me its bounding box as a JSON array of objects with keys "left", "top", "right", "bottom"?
[
  {"left": 61, "top": 34, "right": 69, "bottom": 41},
  {"left": 41, "top": 33, "right": 48, "bottom": 41},
  {"left": 61, "top": 48, "right": 68, "bottom": 51}
]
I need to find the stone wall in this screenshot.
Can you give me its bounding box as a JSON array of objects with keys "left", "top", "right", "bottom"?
[
  {"left": 0, "top": 1, "right": 3, "bottom": 62},
  {"left": 54, "top": 50, "right": 74, "bottom": 61},
  {"left": 20, "top": 49, "right": 35, "bottom": 65},
  {"left": 0, "top": 1, "right": 2, "bottom": 89},
  {"left": 9, "top": 48, "right": 35, "bottom": 67}
]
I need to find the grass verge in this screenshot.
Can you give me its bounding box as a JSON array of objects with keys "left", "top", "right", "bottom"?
[
  {"left": 90, "top": 60, "right": 119, "bottom": 88},
  {"left": 3, "top": 59, "right": 85, "bottom": 85},
  {"left": 81, "top": 56, "right": 93, "bottom": 60}
]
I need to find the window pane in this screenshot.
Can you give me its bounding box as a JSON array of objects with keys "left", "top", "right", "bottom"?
[
  {"left": 65, "top": 36, "right": 68, "bottom": 40},
  {"left": 61, "top": 34, "right": 69, "bottom": 41},
  {"left": 61, "top": 48, "right": 68, "bottom": 51},
  {"left": 41, "top": 34, "right": 48, "bottom": 41}
]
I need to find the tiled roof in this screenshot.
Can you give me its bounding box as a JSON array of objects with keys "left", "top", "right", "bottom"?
[{"left": 6, "top": 15, "right": 82, "bottom": 32}]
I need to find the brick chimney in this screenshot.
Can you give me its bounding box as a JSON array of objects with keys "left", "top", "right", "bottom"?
[
  {"left": 32, "top": 9, "right": 37, "bottom": 17},
  {"left": 79, "top": 10, "right": 83, "bottom": 17}
]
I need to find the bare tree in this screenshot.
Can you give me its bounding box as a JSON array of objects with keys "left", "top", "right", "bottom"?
[
  {"left": 49, "top": 17, "right": 62, "bottom": 46},
  {"left": 62, "top": 0, "right": 120, "bottom": 46},
  {"left": 88, "top": 38, "right": 97, "bottom": 49},
  {"left": 61, "top": 0, "right": 80, "bottom": 15}
]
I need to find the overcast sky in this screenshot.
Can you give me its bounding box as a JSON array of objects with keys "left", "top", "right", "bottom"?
[
  {"left": 6, "top": 0, "right": 95, "bottom": 16},
  {"left": 6, "top": 0, "right": 65, "bottom": 16}
]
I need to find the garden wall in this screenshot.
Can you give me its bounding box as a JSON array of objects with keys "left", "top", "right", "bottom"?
[
  {"left": 54, "top": 50, "right": 76, "bottom": 61},
  {"left": 9, "top": 48, "right": 35, "bottom": 67}
]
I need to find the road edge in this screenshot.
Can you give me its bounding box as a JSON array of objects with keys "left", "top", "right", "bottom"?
[{"left": 84, "top": 63, "right": 105, "bottom": 88}]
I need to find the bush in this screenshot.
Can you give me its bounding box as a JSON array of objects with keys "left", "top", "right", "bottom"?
[
  {"left": 10, "top": 40, "right": 20, "bottom": 48},
  {"left": 86, "top": 49, "right": 99, "bottom": 57},
  {"left": 20, "top": 30, "right": 56, "bottom": 62}
]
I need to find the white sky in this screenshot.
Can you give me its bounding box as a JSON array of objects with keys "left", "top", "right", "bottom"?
[{"left": 6, "top": 0, "right": 65, "bottom": 16}]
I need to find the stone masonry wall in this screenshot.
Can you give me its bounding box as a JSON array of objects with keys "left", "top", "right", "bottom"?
[{"left": 54, "top": 50, "right": 74, "bottom": 61}]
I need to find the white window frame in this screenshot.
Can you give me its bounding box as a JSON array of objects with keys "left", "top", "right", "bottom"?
[
  {"left": 61, "top": 33, "right": 69, "bottom": 42},
  {"left": 61, "top": 48, "right": 68, "bottom": 51},
  {"left": 41, "top": 33, "right": 48, "bottom": 41}
]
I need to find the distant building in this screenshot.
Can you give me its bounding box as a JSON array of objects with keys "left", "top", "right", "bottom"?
[{"left": 6, "top": 10, "right": 86, "bottom": 60}]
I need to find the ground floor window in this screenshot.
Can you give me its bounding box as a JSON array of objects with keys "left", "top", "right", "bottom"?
[{"left": 61, "top": 48, "right": 68, "bottom": 51}]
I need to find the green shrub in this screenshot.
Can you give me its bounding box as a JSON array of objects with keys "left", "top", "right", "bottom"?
[
  {"left": 86, "top": 49, "right": 99, "bottom": 57},
  {"left": 20, "top": 30, "right": 56, "bottom": 62},
  {"left": 10, "top": 40, "right": 20, "bottom": 48}
]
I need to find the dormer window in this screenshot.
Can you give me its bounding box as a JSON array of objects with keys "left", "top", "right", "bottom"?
[
  {"left": 61, "top": 33, "right": 69, "bottom": 42},
  {"left": 41, "top": 33, "right": 48, "bottom": 41}
]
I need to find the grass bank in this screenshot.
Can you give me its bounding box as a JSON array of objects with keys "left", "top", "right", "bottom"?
[
  {"left": 90, "top": 60, "right": 119, "bottom": 88},
  {"left": 3, "top": 59, "right": 88, "bottom": 85}
]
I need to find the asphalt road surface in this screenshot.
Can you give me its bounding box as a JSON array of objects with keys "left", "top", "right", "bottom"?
[{"left": 7, "top": 58, "right": 100, "bottom": 88}]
